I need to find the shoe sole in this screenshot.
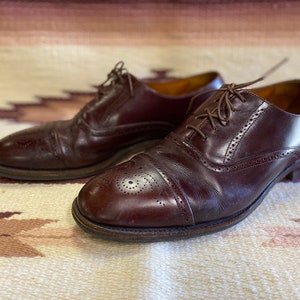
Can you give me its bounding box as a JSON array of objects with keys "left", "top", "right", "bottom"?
[
  {"left": 0, "top": 139, "right": 159, "bottom": 181},
  {"left": 71, "top": 161, "right": 300, "bottom": 242},
  {"left": 71, "top": 194, "right": 260, "bottom": 242}
]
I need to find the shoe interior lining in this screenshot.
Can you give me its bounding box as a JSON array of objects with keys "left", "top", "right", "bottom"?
[
  {"left": 145, "top": 73, "right": 218, "bottom": 96},
  {"left": 252, "top": 81, "right": 300, "bottom": 115}
]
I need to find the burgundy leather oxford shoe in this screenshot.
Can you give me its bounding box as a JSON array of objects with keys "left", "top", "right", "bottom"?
[
  {"left": 72, "top": 79, "right": 300, "bottom": 242},
  {"left": 0, "top": 62, "right": 223, "bottom": 180}
]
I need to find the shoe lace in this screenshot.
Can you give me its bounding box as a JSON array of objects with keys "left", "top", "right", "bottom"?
[
  {"left": 186, "top": 58, "right": 288, "bottom": 140},
  {"left": 79, "top": 61, "right": 134, "bottom": 120},
  {"left": 96, "top": 61, "right": 134, "bottom": 99},
  {"left": 186, "top": 78, "right": 262, "bottom": 139}
]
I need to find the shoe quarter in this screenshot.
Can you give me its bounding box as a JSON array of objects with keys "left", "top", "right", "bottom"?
[
  {"left": 224, "top": 100, "right": 269, "bottom": 163},
  {"left": 228, "top": 93, "right": 300, "bottom": 164}
]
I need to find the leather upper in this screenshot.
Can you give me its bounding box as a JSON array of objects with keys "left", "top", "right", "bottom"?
[
  {"left": 77, "top": 80, "right": 300, "bottom": 228},
  {"left": 0, "top": 64, "right": 223, "bottom": 171}
]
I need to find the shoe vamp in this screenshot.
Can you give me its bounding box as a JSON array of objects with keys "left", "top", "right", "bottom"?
[{"left": 145, "top": 132, "right": 300, "bottom": 224}]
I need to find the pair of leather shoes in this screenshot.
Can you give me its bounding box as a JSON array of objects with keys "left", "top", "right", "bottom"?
[{"left": 2, "top": 62, "right": 300, "bottom": 242}]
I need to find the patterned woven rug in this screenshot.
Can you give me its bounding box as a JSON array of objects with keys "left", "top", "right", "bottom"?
[{"left": 0, "top": 1, "right": 299, "bottom": 299}]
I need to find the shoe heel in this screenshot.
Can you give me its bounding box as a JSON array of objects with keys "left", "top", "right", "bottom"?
[{"left": 286, "top": 168, "right": 300, "bottom": 182}]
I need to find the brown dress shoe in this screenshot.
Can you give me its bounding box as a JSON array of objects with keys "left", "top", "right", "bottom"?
[
  {"left": 0, "top": 62, "right": 223, "bottom": 180},
  {"left": 72, "top": 79, "right": 300, "bottom": 242}
]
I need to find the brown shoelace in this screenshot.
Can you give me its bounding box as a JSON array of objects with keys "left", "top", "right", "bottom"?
[
  {"left": 79, "top": 61, "right": 134, "bottom": 120},
  {"left": 186, "top": 78, "right": 262, "bottom": 140},
  {"left": 186, "top": 58, "right": 288, "bottom": 139},
  {"left": 96, "top": 61, "right": 134, "bottom": 99}
]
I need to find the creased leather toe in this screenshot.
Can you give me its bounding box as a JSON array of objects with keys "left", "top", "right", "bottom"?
[
  {"left": 76, "top": 155, "right": 193, "bottom": 228},
  {"left": 0, "top": 122, "right": 67, "bottom": 169}
]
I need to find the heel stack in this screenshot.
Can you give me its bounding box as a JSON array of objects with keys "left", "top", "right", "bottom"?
[{"left": 286, "top": 168, "right": 300, "bottom": 182}]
